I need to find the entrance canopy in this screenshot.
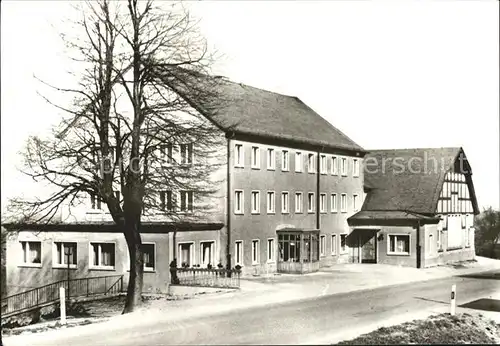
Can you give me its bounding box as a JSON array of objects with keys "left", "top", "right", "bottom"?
[
  {"left": 348, "top": 210, "right": 440, "bottom": 227},
  {"left": 277, "top": 228, "right": 320, "bottom": 274}
]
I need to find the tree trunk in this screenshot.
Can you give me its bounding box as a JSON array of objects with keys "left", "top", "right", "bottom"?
[{"left": 122, "top": 222, "right": 144, "bottom": 314}]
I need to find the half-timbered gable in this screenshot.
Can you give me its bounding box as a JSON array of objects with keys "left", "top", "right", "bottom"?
[{"left": 348, "top": 147, "right": 479, "bottom": 268}]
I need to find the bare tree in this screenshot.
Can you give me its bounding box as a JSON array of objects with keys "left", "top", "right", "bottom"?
[{"left": 7, "top": 0, "right": 227, "bottom": 313}]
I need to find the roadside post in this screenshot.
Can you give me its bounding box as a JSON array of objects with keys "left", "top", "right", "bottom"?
[
  {"left": 59, "top": 286, "right": 67, "bottom": 325},
  {"left": 64, "top": 246, "right": 73, "bottom": 300},
  {"left": 450, "top": 284, "right": 456, "bottom": 315}
]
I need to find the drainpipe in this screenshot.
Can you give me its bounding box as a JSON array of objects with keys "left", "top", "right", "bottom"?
[
  {"left": 226, "top": 134, "right": 233, "bottom": 275},
  {"left": 316, "top": 148, "right": 322, "bottom": 230},
  {"left": 173, "top": 230, "right": 177, "bottom": 262},
  {"left": 416, "top": 220, "right": 422, "bottom": 268}
]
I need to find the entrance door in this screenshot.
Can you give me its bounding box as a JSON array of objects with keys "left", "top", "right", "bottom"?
[{"left": 359, "top": 230, "right": 377, "bottom": 263}]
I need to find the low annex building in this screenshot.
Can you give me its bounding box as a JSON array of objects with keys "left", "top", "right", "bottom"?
[{"left": 347, "top": 147, "right": 479, "bottom": 268}]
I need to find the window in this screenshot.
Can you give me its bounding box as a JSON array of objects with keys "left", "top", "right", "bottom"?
[
  {"left": 341, "top": 157, "right": 347, "bottom": 176},
  {"left": 252, "top": 239, "right": 260, "bottom": 265},
  {"left": 251, "top": 191, "right": 260, "bottom": 214},
  {"left": 235, "top": 241, "right": 243, "bottom": 265},
  {"left": 282, "top": 150, "right": 289, "bottom": 171},
  {"left": 353, "top": 159, "right": 360, "bottom": 177},
  {"left": 234, "top": 190, "right": 244, "bottom": 214},
  {"left": 159, "top": 190, "right": 173, "bottom": 211},
  {"left": 54, "top": 242, "right": 77, "bottom": 268},
  {"left": 251, "top": 146, "right": 260, "bottom": 169},
  {"left": 340, "top": 234, "right": 347, "bottom": 253},
  {"left": 353, "top": 194, "right": 359, "bottom": 212},
  {"left": 142, "top": 243, "right": 156, "bottom": 271},
  {"left": 281, "top": 192, "right": 289, "bottom": 213},
  {"left": 160, "top": 143, "right": 173, "bottom": 164},
  {"left": 320, "top": 193, "right": 327, "bottom": 213},
  {"left": 180, "top": 143, "right": 193, "bottom": 164},
  {"left": 234, "top": 143, "right": 244, "bottom": 167},
  {"left": 331, "top": 156, "right": 338, "bottom": 175},
  {"left": 331, "top": 234, "right": 337, "bottom": 255},
  {"left": 159, "top": 191, "right": 165, "bottom": 211},
  {"left": 267, "top": 148, "right": 275, "bottom": 170},
  {"left": 267, "top": 191, "right": 276, "bottom": 213},
  {"left": 331, "top": 194, "right": 338, "bottom": 212},
  {"left": 295, "top": 192, "right": 303, "bottom": 213},
  {"left": 200, "top": 241, "right": 215, "bottom": 267},
  {"left": 320, "top": 235, "right": 326, "bottom": 256},
  {"left": 179, "top": 191, "right": 193, "bottom": 212},
  {"left": 437, "top": 230, "right": 442, "bottom": 251},
  {"left": 178, "top": 242, "right": 194, "bottom": 267},
  {"left": 308, "top": 192, "right": 315, "bottom": 213},
  {"left": 320, "top": 155, "right": 327, "bottom": 174},
  {"left": 167, "top": 191, "right": 174, "bottom": 211},
  {"left": 21, "top": 241, "right": 41, "bottom": 266},
  {"left": 341, "top": 194, "right": 347, "bottom": 213},
  {"left": 295, "top": 152, "right": 302, "bottom": 172},
  {"left": 90, "top": 193, "right": 102, "bottom": 210},
  {"left": 90, "top": 243, "right": 115, "bottom": 269},
  {"left": 267, "top": 238, "right": 275, "bottom": 263},
  {"left": 307, "top": 153, "right": 315, "bottom": 173},
  {"left": 388, "top": 235, "right": 410, "bottom": 255}
]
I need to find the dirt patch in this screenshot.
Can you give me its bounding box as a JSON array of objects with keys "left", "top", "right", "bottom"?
[
  {"left": 337, "top": 313, "right": 500, "bottom": 345},
  {"left": 2, "top": 317, "right": 104, "bottom": 337},
  {"left": 1, "top": 291, "right": 210, "bottom": 336}
]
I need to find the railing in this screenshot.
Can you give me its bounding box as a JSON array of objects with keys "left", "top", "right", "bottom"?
[
  {"left": 174, "top": 268, "right": 241, "bottom": 288},
  {"left": 1, "top": 275, "right": 124, "bottom": 318},
  {"left": 277, "top": 260, "right": 320, "bottom": 274}
]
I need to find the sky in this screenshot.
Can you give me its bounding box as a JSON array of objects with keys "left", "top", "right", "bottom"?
[{"left": 1, "top": 0, "right": 499, "bottom": 212}]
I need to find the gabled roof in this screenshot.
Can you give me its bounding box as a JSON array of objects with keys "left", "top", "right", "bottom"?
[
  {"left": 174, "top": 73, "right": 365, "bottom": 153},
  {"left": 209, "top": 81, "right": 365, "bottom": 152},
  {"left": 362, "top": 147, "right": 479, "bottom": 215}
]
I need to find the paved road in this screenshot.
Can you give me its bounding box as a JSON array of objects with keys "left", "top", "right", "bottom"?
[{"left": 5, "top": 270, "right": 500, "bottom": 345}]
